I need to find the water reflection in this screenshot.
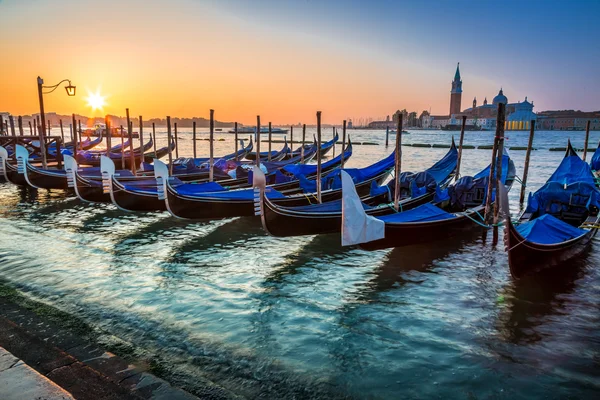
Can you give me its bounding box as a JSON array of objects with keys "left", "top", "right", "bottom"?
[{"left": 497, "top": 253, "right": 588, "bottom": 344}]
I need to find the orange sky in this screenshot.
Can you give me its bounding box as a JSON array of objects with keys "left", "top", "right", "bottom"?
[{"left": 2, "top": 0, "right": 598, "bottom": 125}]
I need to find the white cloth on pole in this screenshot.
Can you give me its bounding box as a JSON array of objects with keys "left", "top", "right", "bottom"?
[{"left": 341, "top": 170, "right": 385, "bottom": 246}]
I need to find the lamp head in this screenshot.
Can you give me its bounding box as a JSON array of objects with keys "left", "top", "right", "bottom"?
[{"left": 65, "top": 81, "right": 76, "bottom": 96}]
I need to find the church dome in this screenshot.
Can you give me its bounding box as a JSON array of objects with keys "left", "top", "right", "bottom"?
[{"left": 492, "top": 89, "right": 508, "bottom": 105}]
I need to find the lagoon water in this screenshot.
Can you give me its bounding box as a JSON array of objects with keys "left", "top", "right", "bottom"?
[{"left": 1, "top": 128, "right": 599, "bottom": 399}]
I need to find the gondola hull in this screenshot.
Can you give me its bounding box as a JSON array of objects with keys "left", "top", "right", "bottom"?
[
  {"left": 504, "top": 219, "right": 597, "bottom": 279},
  {"left": 165, "top": 170, "right": 389, "bottom": 220},
  {"left": 261, "top": 190, "right": 435, "bottom": 237},
  {"left": 3, "top": 161, "right": 28, "bottom": 186},
  {"left": 110, "top": 178, "right": 166, "bottom": 212},
  {"left": 73, "top": 172, "right": 110, "bottom": 203},
  {"left": 25, "top": 163, "right": 70, "bottom": 190},
  {"left": 359, "top": 206, "right": 487, "bottom": 251}
]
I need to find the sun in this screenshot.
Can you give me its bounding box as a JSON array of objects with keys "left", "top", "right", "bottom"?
[{"left": 85, "top": 89, "right": 106, "bottom": 111}]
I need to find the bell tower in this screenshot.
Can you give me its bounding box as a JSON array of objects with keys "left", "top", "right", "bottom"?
[
  {"left": 449, "top": 63, "right": 462, "bottom": 116},
  {"left": 473, "top": 97, "right": 477, "bottom": 108}
]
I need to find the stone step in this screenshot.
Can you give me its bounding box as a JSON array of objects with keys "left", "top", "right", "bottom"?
[
  {"left": 0, "top": 346, "right": 74, "bottom": 400},
  {"left": 0, "top": 296, "right": 201, "bottom": 400}
]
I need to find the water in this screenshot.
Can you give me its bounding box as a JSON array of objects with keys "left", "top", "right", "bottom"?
[{"left": 1, "top": 128, "right": 599, "bottom": 399}]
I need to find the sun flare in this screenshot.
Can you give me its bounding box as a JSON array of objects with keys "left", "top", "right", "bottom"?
[{"left": 85, "top": 89, "right": 106, "bottom": 111}]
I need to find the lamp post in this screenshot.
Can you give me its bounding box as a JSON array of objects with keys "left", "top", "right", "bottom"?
[{"left": 37, "top": 76, "right": 76, "bottom": 167}]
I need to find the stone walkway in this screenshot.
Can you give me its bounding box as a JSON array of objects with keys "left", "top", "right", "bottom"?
[
  {"left": 0, "top": 294, "right": 202, "bottom": 400},
  {"left": 0, "top": 346, "right": 74, "bottom": 400}
]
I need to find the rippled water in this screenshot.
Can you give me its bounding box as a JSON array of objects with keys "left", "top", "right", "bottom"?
[{"left": 1, "top": 128, "right": 599, "bottom": 399}]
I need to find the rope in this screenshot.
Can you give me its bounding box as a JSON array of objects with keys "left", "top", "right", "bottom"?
[{"left": 386, "top": 202, "right": 402, "bottom": 213}]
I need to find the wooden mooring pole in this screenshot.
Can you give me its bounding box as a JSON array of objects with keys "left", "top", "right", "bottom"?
[
  {"left": 71, "top": 114, "right": 78, "bottom": 156},
  {"left": 126, "top": 109, "right": 136, "bottom": 175},
  {"left": 152, "top": 123, "right": 157, "bottom": 157},
  {"left": 316, "top": 111, "right": 322, "bottom": 204},
  {"left": 233, "top": 122, "right": 238, "bottom": 161},
  {"left": 484, "top": 103, "right": 505, "bottom": 223},
  {"left": 209, "top": 109, "right": 214, "bottom": 182},
  {"left": 455, "top": 115, "right": 467, "bottom": 179},
  {"left": 193, "top": 121, "right": 197, "bottom": 159},
  {"left": 301, "top": 124, "right": 306, "bottom": 163},
  {"left": 394, "top": 114, "right": 403, "bottom": 211},
  {"left": 120, "top": 126, "right": 125, "bottom": 170},
  {"left": 174, "top": 123, "right": 179, "bottom": 159},
  {"left": 17, "top": 116, "right": 24, "bottom": 136},
  {"left": 332, "top": 126, "right": 336, "bottom": 158},
  {"left": 583, "top": 120, "right": 591, "bottom": 161},
  {"left": 166, "top": 117, "right": 173, "bottom": 175},
  {"left": 493, "top": 106, "right": 506, "bottom": 232},
  {"left": 8, "top": 116, "right": 16, "bottom": 137},
  {"left": 341, "top": 120, "right": 347, "bottom": 165},
  {"left": 59, "top": 119, "right": 64, "bottom": 144},
  {"left": 519, "top": 120, "right": 536, "bottom": 205},
  {"left": 256, "top": 116, "right": 261, "bottom": 167},
  {"left": 105, "top": 116, "right": 111, "bottom": 157},
  {"left": 139, "top": 115, "right": 144, "bottom": 152},
  {"left": 268, "top": 122, "right": 272, "bottom": 161}
]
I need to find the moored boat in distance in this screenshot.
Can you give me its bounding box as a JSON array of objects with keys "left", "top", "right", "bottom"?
[{"left": 228, "top": 126, "right": 289, "bottom": 134}]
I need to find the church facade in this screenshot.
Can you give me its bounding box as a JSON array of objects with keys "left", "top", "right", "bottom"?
[{"left": 426, "top": 64, "right": 536, "bottom": 130}]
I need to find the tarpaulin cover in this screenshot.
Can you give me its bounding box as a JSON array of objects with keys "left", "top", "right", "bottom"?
[
  {"left": 368, "top": 144, "right": 457, "bottom": 199},
  {"left": 474, "top": 151, "right": 511, "bottom": 183},
  {"left": 377, "top": 203, "right": 454, "bottom": 223},
  {"left": 282, "top": 145, "right": 353, "bottom": 176},
  {"left": 546, "top": 151, "right": 595, "bottom": 186},
  {"left": 425, "top": 143, "right": 459, "bottom": 183},
  {"left": 410, "top": 171, "right": 437, "bottom": 197},
  {"left": 169, "top": 181, "right": 226, "bottom": 196},
  {"left": 122, "top": 177, "right": 186, "bottom": 193},
  {"left": 283, "top": 198, "right": 374, "bottom": 214},
  {"left": 591, "top": 143, "right": 600, "bottom": 171},
  {"left": 524, "top": 181, "right": 600, "bottom": 216},
  {"left": 299, "top": 150, "right": 396, "bottom": 193},
  {"left": 176, "top": 186, "right": 285, "bottom": 200},
  {"left": 515, "top": 214, "right": 587, "bottom": 244}
]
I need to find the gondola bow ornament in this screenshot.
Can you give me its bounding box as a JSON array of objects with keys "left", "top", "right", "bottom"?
[{"left": 341, "top": 170, "right": 384, "bottom": 246}]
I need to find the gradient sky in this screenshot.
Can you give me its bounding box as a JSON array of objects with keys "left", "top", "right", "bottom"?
[{"left": 1, "top": 0, "right": 599, "bottom": 124}]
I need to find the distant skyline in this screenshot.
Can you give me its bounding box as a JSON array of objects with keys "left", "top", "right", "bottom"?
[{"left": 1, "top": 0, "right": 599, "bottom": 124}]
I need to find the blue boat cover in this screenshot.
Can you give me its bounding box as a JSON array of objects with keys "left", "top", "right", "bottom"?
[
  {"left": 298, "top": 150, "right": 395, "bottom": 193},
  {"left": 474, "top": 151, "right": 511, "bottom": 183},
  {"left": 176, "top": 187, "right": 285, "bottom": 200},
  {"left": 368, "top": 144, "right": 457, "bottom": 199},
  {"left": 425, "top": 144, "right": 458, "bottom": 183},
  {"left": 377, "top": 203, "right": 454, "bottom": 223},
  {"left": 516, "top": 214, "right": 587, "bottom": 244},
  {"left": 281, "top": 198, "right": 373, "bottom": 213},
  {"left": 282, "top": 145, "right": 352, "bottom": 176},
  {"left": 591, "top": 143, "right": 600, "bottom": 171},
  {"left": 168, "top": 181, "right": 225, "bottom": 196},
  {"left": 524, "top": 181, "right": 600, "bottom": 216},
  {"left": 546, "top": 151, "right": 595, "bottom": 186}
]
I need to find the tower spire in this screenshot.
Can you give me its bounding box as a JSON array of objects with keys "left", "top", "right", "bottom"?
[{"left": 454, "top": 62, "right": 461, "bottom": 81}]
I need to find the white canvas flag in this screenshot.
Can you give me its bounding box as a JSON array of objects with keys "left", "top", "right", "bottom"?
[{"left": 341, "top": 170, "right": 385, "bottom": 246}]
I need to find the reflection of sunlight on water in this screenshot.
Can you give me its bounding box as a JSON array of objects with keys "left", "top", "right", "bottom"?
[{"left": 0, "top": 128, "right": 599, "bottom": 398}]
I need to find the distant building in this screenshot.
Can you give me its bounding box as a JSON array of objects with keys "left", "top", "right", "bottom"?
[
  {"left": 449, "top": 63, "right": 462, "bottom": 115},
  {"left": 367, "top": 115, "right": 395, "bottom": 129},
  {"left": 536, "top": 111, "right": 600, "bottom": 130}
]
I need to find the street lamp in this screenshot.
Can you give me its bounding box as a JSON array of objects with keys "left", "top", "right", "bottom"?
[{"left": 37, "top": 76, "right": 76, "bottom": 167}]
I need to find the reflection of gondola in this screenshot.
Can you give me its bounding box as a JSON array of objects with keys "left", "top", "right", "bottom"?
[
  {"left": 361, "top": 230, "right": 486, "bottom": 297},
  {"left": 496, "top": 253, "right": 588, "bottom": 344}
]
